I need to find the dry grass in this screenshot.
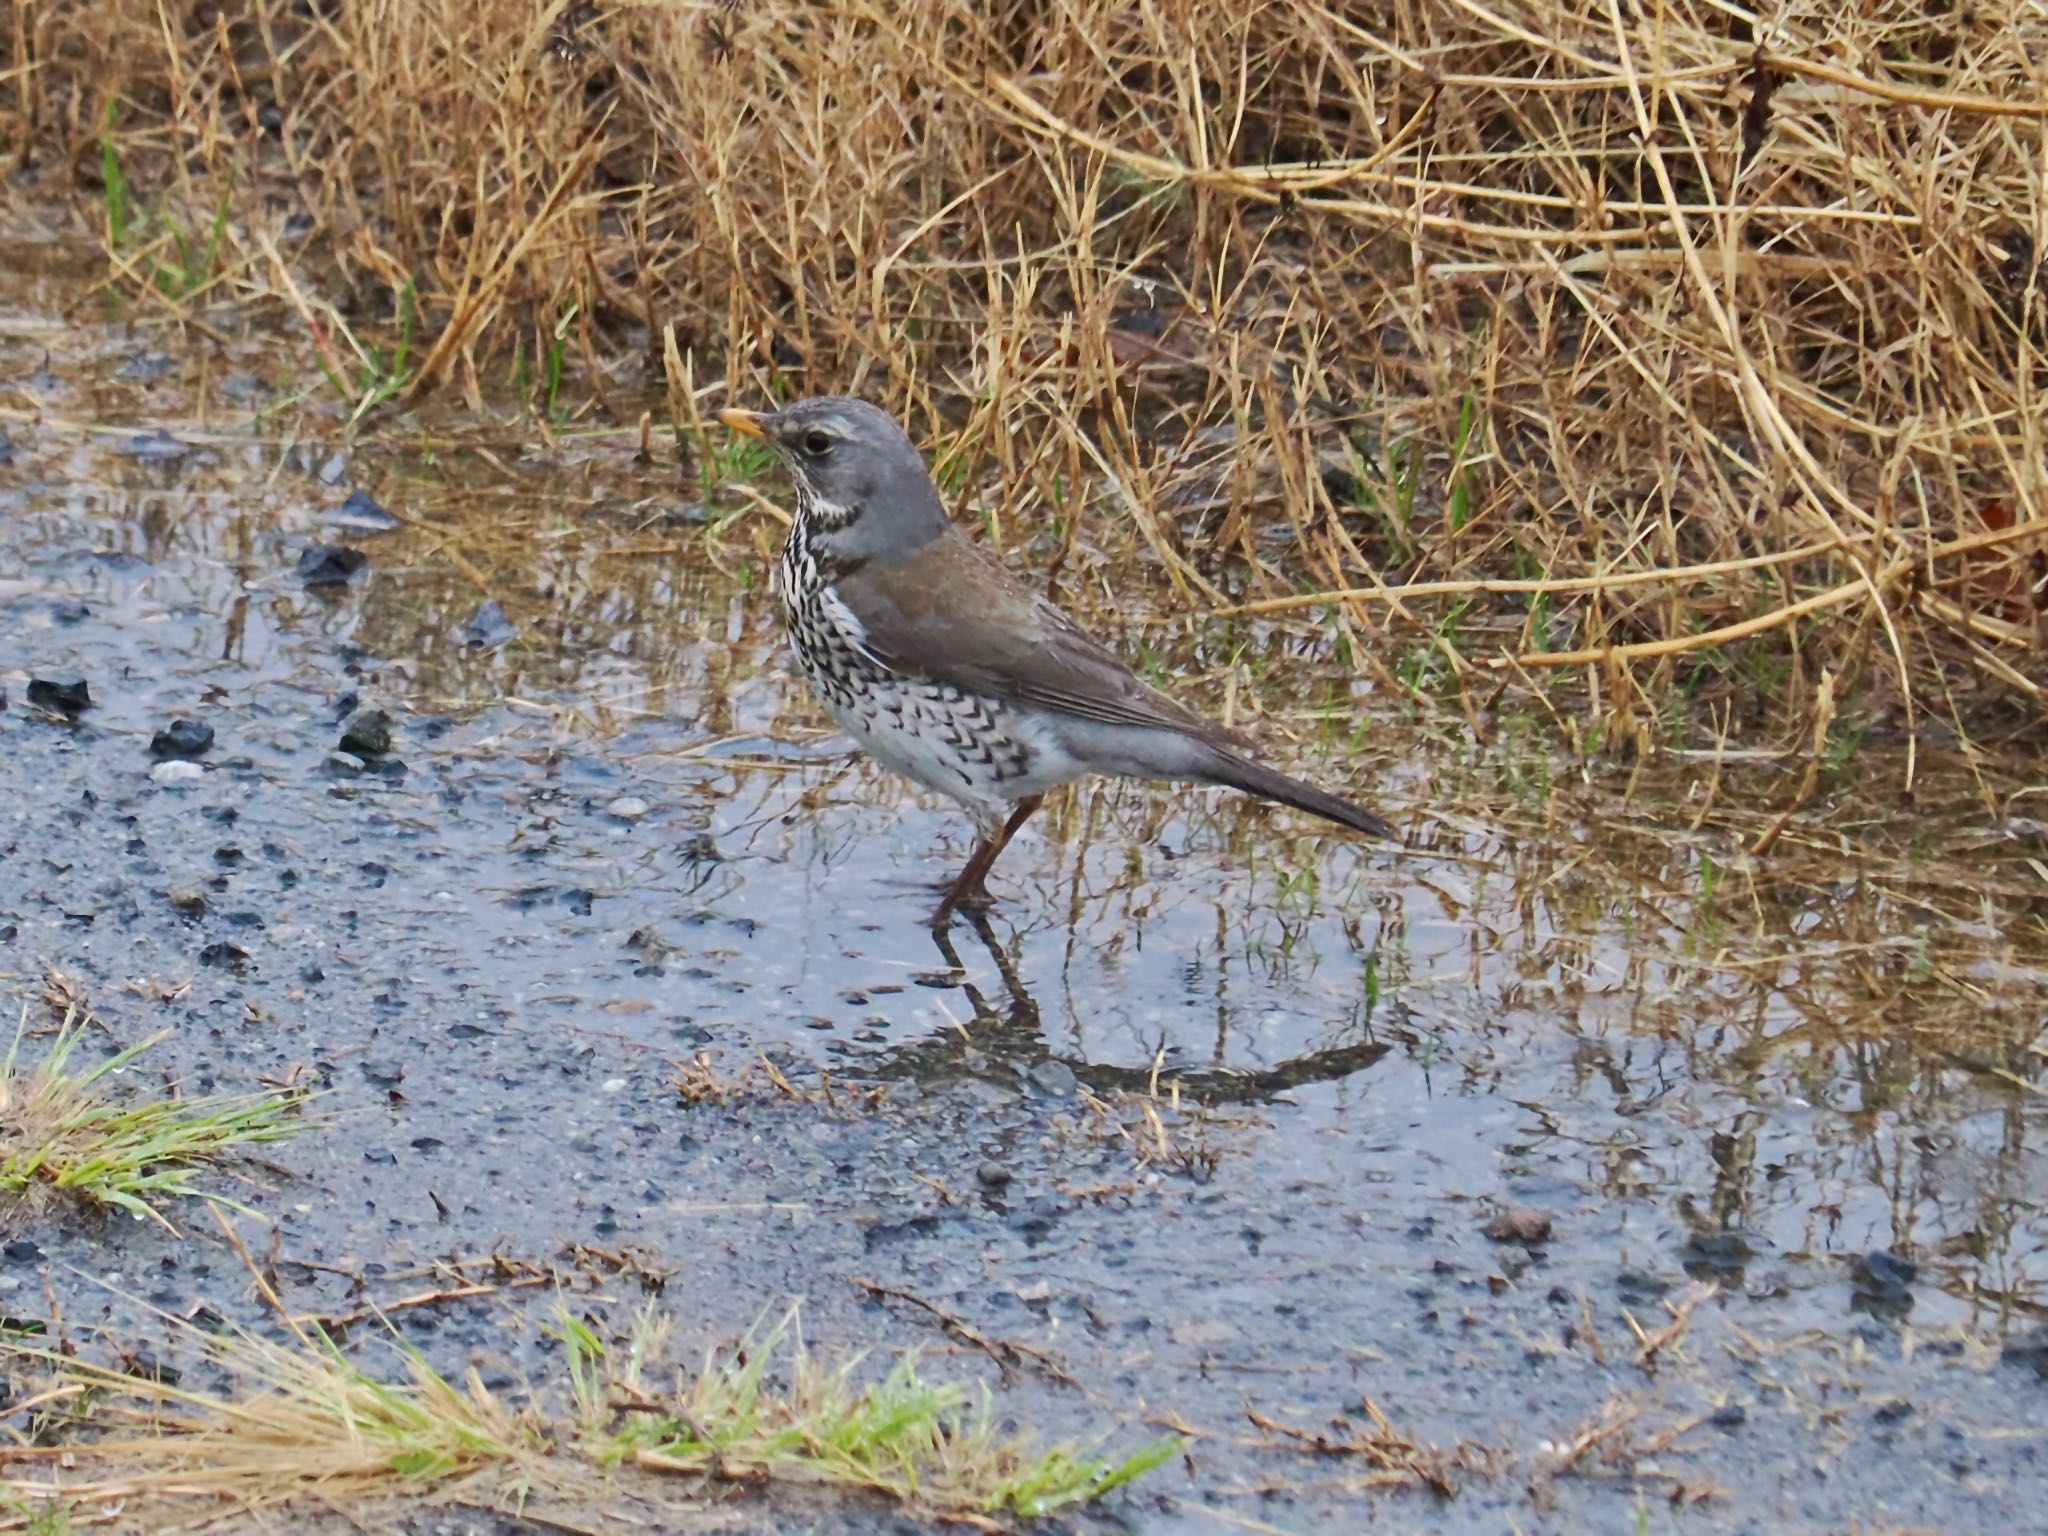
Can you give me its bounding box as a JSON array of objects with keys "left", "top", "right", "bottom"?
[
  {"left": 6, "top": 0, "right": 2048, "bottom": 750},
  {"left": 672, "top": 1051, "right": 887, "bottom": 1110},
  {"left": 0, "top": 1304, "right": 1174, "bottom": 1527}
]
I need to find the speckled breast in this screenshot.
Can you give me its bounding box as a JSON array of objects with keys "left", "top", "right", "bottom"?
[{"left": 775, "top": 528, "right": 1034, "bottom": 807}]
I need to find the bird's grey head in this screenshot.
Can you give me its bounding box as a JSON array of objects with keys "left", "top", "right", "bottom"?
[{"left": 718, "top": 396, "right": 950, "bottom": 562}]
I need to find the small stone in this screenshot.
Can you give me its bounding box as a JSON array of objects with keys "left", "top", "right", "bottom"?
[
  {"left": 3, "top": 1239, "right": 43, "bottom": 1262},
  {"left": 121, "top": 427, "right": 188, "bottom": 462},
  {"left": 1851, "top": 1249, "right": 1917, "bottom": 1319},
  {"left": 26, "top": 678, "right": 92, "bottom": 718},
  {"left": 324, "top": 751, "right": 367, "bottom": 778},
  {"left": 976, "top": 1161, "right": 1013, "bottom": 1190},
  {"left": 338, "top": 709, "right": 393, "bottom": 759},
  {"left": 319, "top": 488, "right": 401, "bottom": 533},
  {"left": 149, "top": 718, "right": 215, "bottom": 761},
  {"left": 1681, "top": 1230, "right": 1756, "bottom": 1276},
  {"left": 461, "top": 599, "right": 518, "bottom": 649},
  {"left": 168, "top": 889, "right": 206, "bottom": 915},
  {"left": 0, "top": 430, "right": 14, "bottom": 465},
  {"left": 606, "top": 795, "right": 650, "bottom": 820},
  {"left": 118, "top": 352, "right": 174, "bottom": 382},
  {"left": 1854, "top": 1249, "right": 1917, "bottom": 1293},
  {"left": 297, "top": 545, "right": 368, "bottom": 587},
  {"left": 1709, "top": 1403, "right": 1747, "bottom": 1430},
  {"left": 1873, "top": 1399, "right": 1913, "bottom": 1426},
  {"left": 50, "top": 600, "right": 89, "bottom": 625},
  {"left": 2001, "top": 1328, "right": 2048, "bottom": 1379},
  {"left": 1483, "top": 1207, "right": 1554, "bottom": 1246},
  {"left": 1025, "top": 1059, "right": 1078, "bottom": 1097},
  {"left": 198, "top": 941, "right": 250, "bottom": 971},
  {"left": 120, "top": 1348, "right": 180, "bottom": 1385},
  {"left": 361, "top": 1059, "right": 405, "bottom": 1088},
  {"left": 150, "top": 760, "right": 204, "bottom": 787}
]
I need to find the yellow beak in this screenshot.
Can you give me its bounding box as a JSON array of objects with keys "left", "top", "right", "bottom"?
[{"left": 717, "top": 408, "right": 769, "bottom": 441}]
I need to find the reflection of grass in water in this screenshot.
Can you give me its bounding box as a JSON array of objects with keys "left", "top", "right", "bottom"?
[
  {"left": 1, "top": 1304, "right": 1174, "bottom": 1524},
  {"left": 0, "top": 1007, "right": 309, "bottom": 1228}
]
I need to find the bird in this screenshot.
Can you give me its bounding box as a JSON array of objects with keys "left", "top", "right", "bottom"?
[{"left": 718, "top": 396, "right": 1397, "bottom": 919}]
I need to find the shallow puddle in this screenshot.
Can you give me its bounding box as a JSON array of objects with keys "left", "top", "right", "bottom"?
[{"left": 2, "top": 231, "right": 2044, "bottom": 1533}]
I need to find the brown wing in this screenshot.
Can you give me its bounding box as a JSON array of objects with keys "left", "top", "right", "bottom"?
[{"left": 832, "top": 532, "right": 1250, "bottom": 747}]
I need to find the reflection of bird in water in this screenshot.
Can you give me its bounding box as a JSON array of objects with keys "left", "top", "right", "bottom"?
[
  {"left": 856, "top": 912, "right": 1395, "bottom": 1104},
  {"left": 719, "top": 397, "right": 1398, "bottom": 921}
]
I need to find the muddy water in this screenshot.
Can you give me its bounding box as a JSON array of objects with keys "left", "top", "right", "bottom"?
[{"left": 2, "top": 239, "right": 2045, "bottom": 1534}]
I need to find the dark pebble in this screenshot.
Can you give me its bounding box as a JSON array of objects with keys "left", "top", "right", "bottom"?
[
  {"left": 461, "top": 599, "right": 518, "bottom": 649},
  {"left": 0, "top": 430, "right": 13, "bottom": 465},
  {"left": 361, "top": 1059, "right": 405, "bottom": 1088},
  {"left": 1710, "top": 1403, "right": 1747, "bottom": 1430},
  {"left": 117, "top": 352, "right": 174, "bottom": 383},
  {"left": 50, "top": 600, "right": 89, "bottom": 625},
  {"left": 149, "top": 718, "right": 215, "bottom": 761},
  {"left": 338, "top": 709, "right": 394, "bottom": 759},
  {"left": 1483, "top": 1207, "right": 1554, "bottom": 1245},
  {"left": 120, "top": 1349, "right": 180, "bottom": 1385},
  {"left": 26, "top": 678, "right": 92, "bottom": 718},
  {"left": 297, "top": 545, "right": 368, "bottom": 587},
  {"left": 198, "top": 942, "right": 250, "bottom": 971},
  {"left": 121, "top": 427, "right": 188, "bottom": 463},
  {"left": 1873, "top": 1399, "right": 1913, "bottom": 1425},
  {"left": 1681, "top": 1229, "right": 1756, "bottom": 1278},
  {"left": 2000, "top": 1328, "right": 2048, "bottom": 1379},
  {"left": 320, "top": 489, "right": 402, "bottom": 534},
  {"left": 2, "top": 1240, "right": 42, "bottom": 1263},
  {"left": 1854, "top": 1249, "right": 1917, "bottom": 1294},
  {"left": 976, "top": 1161, "right": 1013, "bottom": 1189}
]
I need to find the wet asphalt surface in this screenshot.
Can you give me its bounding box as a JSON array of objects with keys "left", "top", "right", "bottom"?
[{"left": 2, "top": 248, "right": 2045, "bottom": 1535}]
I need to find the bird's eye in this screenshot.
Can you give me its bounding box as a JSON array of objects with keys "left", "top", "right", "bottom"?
[{"left": 802, "top": 429, "right": 833, "bottom": 457}]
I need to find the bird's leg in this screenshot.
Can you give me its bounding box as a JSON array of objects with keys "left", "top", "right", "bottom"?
[{"left": 933, "top": 795, "right": 1044, "bottom": 924}]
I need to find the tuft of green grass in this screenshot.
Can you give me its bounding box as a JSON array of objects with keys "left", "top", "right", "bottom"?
[
  {"left": 697, "top": 426, "right": 778, "bottom": 502},
  {"left": 577, "top": 1307, "right": 1177, "bottom": 1518},
  {"left": 333, "top": 279, "right": 418, "bottom": 424},
  {"left": 97, "top": 102, "right": 131, "bottom": 250},
  {"left": 0, "top": 1304, "right": 1175, "bottom": 1525},
  {"left": 0, "top": 1006, "right": 310, "bottom": 1228},
  {"left": 2, "top": 1494, "right": 75, "bottom": 1536},
  {"left": 543, "top": 303, "right": 577, "bottom": 425},
  {"left": 97, "top": 108, "right": 236, "bottom": 303}
]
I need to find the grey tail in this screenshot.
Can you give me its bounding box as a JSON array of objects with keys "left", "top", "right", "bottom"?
[{"left": 1200, "top": 750, "right": 1399, "bottom": 842}]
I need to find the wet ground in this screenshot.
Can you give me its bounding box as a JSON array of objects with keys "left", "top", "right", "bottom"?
[{"left": 3, "top": 230, "right": 2046, "bottom": 1534}]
